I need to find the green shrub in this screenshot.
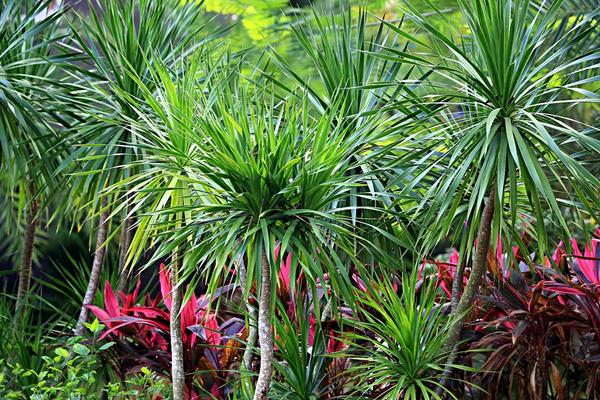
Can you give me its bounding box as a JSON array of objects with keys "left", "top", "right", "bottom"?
[{"left": 0, "top": 329, "right": 169, "bottom": 399}]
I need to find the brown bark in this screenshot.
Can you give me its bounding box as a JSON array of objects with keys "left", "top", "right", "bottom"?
[
  {"left": 74, "top": 199, "right": 109, "bottom": 336},
  {"left": 253, "top": 250, "right": 273, "bottom": 400},
  {"left": 170, "top": 252, "right": 186, "bottom": 400},
  {"left": 439, "top": 189, "right": 495, "bottom": 387},
  {"left": 15, "top": 193, "right": 40, "bottom": 314},
  {"left": 450, "top": 257, "right": 466, "bottom": 313}
]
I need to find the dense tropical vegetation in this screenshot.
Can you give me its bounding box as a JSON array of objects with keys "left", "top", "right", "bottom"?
[{"left": 1, "top": 0, "right": 599, "bottom": 399}]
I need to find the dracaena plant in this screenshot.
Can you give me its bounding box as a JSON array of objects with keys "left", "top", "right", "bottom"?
[
  {"left": 63, "top": 0, "right": 221, "bottom": 339},
  {"left": 270, "top": 7, "right": 424, "bottom": 264},
  {"left": 98, "top": 50, "right": 238, "bottom": 399},
  {"left": 268, "top": 245, "right": 355, "bottom": 400},
  {"left": 0, "top": 0, "right": 72, "bottom": 316},
  {"left": 272, "top": 8, "right": 412, "bottom": 126},
  {"left": 134, "top": 73, "right": 391, "bottom": 399},
  {"left": 345, "top": 273, "right": 468, "bottom": 400},
  {"left": 380, "top": 0, "right": 600, "bottom": 385}
]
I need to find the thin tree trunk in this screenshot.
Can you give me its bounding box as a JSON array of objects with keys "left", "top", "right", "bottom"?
[
  {"left": 253, "top": 250, "right": 273, "bottom": 400},
  {"left": 74, "top": 199, "right": 109, "bottom": 336},
  {"left": 117, "top": 200, "right": 134, "bottom": 292},
  {"left": 439, "top": 189, "right": 495, "bottom": 387},
  {"left": 450, "top": 258, "right": 466, "bottom": 313},
  {"left": 15, "top": 192, "right": 40, "bottom": 314},
  {"left": 238, "top": 254, "right": 257, "bottom": 374},
  {"left": 170, "top": 252, "right": 186, "bottom": 400}
]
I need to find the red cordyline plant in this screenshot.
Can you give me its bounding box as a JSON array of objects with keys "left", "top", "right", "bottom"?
[
  {"left": 88, "top": 247, "right": 351, "bottom": 400},
  {"left": 269, "top": 244, "right": 366, "bottom": 399},
  {"left": 87, "top": 264, "right": 245, "bottom": 399},
  {"left": 428, "top": 233, "right": 600, "bottom": 399}
]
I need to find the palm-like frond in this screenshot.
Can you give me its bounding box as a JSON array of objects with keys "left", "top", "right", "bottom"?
[
  {"left": 385, "top": 0, "right": 600, "bottom": 258},
  {"left": 271, "top": 301, "right": 329, "bottom": 400},
  {"left": 104, "top": 50, "right": 234, "bottom": 271},
  {"left": 109, "top": 50, "right": 391, "bottom": 305},
  {"left": 0, "top": 0, "right": 68, "bottom": 193},
  {"left": 62, "top": 0, "right": 221, "bottom": 217},
  {"left": 268, "top": 8, "right": 428, "bottom": 264},
  {"left": 272, "top": 8, "right": 407, "bottom": 120},
  {"left": 141, "top": 81, "right": 387, "bottom": 308}
]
